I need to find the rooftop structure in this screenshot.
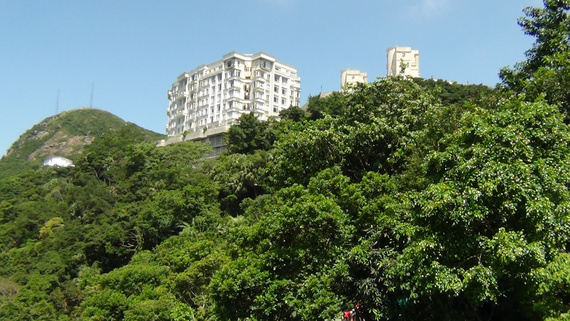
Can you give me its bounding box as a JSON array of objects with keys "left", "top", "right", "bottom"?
[{"left": 341, "top": 69, "right": 368, "bottom": 88}]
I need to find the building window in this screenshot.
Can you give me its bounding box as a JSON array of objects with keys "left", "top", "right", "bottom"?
[{"left": 274, "top": 85, "right": 279, "bottom": 92}]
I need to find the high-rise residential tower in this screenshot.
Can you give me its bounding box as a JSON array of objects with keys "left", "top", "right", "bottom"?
[
  {"left": 386, "top": 46, "right": 420, "bottom": 78},
  {"left": 166, "top": 52, "right": 301, "bottom": 144}
]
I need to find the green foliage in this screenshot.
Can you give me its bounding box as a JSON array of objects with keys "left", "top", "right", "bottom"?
[
  {"left": 500, "top": 0, "right": 570, "bottom": 119},
  {"left": 269, "top": 77, "right": 439, "bottom": 187},
  {"left": 501, "top": 0, "right": 570, "bottom": 83},
  {"left": 4, "top": 8, "right": 570, "bottom": 318},
  {"left": 0, "top": 126, "right": 221, "bottom": 319},
  {"left": 211, "top": 170, "right": 355, "bottom": 320},
  {"left": 226, "top": 112, "right": 275, "bottom": 154},
  {"left": 533, "top": 253, "right": 570, "bottom": 320},
  {"left": 0, "top": 108, "right": 164, "bottom": 180},
  {"left": 75, "top": 124, "right": 166, "bottom": 185},
  {"left": 279, "top": 106, "right": 308, "bottom": 122},
  {"left": 214, "top": 77, "right": 570, "bottom": 320},
  {"left": 80, "top": 227, "right": 230, "bottom": 321},
  {"left": 305, "top": 91, "right": 348, "bottom": 120},
  {"left": 211, "top": 151, "right": 268, "bottom": 215},
  {"left": 412, "top": 78, "right": 493, "bottom": 106},
  {"left": 379, "top": 97, "right": 570, "bottom": 320}
]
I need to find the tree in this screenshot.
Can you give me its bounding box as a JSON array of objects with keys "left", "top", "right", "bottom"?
[
  {"left": 279, "top": 106, "right": 307, "bottom": 122},
  {"left": 268, "top": 77, "right": 439, "bottom": 188},
  {"left": 305, "top": 91, "right": 348, "bottom": 120},
  {"left": 379, "top": 96, "right": 570, "bottom": 320},
  {"left": 211, "top": 151, "right": 268, "bottom": 216},
  {"left": 226, "top": 113, "right": 275, "bottom": 154},
  {"left": 500, "top": 0, "right": 570, "bottom": 118},
  {"left": 210, "top": 178, "right": 353, "bottom": 321},
  {"left": 412, "top": 78, "right": 493, "bottom": 106}
]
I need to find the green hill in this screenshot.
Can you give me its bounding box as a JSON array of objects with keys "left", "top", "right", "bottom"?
[{"left": 0, "top": 108, "right": 165, "bottom": 179}]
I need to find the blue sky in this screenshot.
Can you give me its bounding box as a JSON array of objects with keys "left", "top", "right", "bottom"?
[{"left": 0, "top": 0, "right": 543, "bottom": 157}]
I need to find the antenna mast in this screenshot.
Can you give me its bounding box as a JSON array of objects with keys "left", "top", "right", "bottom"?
[
  {"left": 89, "top": 83, "right": 94, "bottom": 108},
  {"left": 55, "top": 89, "right": 60, "bottom": 114}
]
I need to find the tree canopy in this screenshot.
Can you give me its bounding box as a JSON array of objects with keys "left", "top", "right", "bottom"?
[
  {"left": 500, "top": 0, "right": 570, "bottom": 120},
  {"left": 2, "top": 2, "right": 570, "bottom": 320}
]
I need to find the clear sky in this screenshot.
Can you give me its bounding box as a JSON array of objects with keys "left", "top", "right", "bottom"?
[{"left": 0, "top": 0, "right": 544, "bottom": 157}]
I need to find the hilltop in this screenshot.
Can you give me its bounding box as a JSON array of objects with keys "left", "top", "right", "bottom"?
[{"left": 0, "top": 108, "right": 165, "bottom": 179}]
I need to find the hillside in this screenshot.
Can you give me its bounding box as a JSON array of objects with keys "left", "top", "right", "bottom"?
[
  {"left": 2, "top": 2, "right": 570, "bottom": 318},
  {"left": 1, "top": 75, "right": 570, "bottom": 320},
  {"left": 0, "top": 108, "right": 165, "bottom": 179}
]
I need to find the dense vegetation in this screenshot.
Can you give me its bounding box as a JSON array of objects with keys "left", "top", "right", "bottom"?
[
  {"left": 0, "top": 108, "right": 165, "bottom": 180},
  {"left": 2, "top": 1, "right": 570, "bottom": 320}
]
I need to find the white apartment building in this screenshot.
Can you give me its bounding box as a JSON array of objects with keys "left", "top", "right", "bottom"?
[
  {"left": 386, "top": 46, "right": 420, "bottom": 78},
  {"left": 166, "top": 52, "right": 301, "bottom": 140},
  {"left": 341, "top": 69, "right": 368, "bottom": 88}
]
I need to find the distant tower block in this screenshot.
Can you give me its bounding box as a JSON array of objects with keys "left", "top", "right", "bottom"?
[
  {"left": 341, "top": 69, "right": 368, "bottom": 88},
  {"left": 386, "top": 46, "right": 420, "bottom": 78}
]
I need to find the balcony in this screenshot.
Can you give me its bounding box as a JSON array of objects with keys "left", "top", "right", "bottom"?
[
  {"left": 226, "top": 73, "right": 243, "bottom": 81},
  {"left": 227, "top": 92, "right": 243, "bottom": 100}
]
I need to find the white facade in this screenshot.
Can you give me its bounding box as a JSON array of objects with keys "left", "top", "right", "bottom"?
[
  {"left": 341, "top": 69, "right": 368, "bottom": 88},
  {"left": 386, "top": 46, "right": 420, "bottom": 78},
  {"left": 166, "top": 52, "right": 301, "bottom": 137},
  {"left": 43, "top": 156, "right": 74, "bottom": 167}
]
